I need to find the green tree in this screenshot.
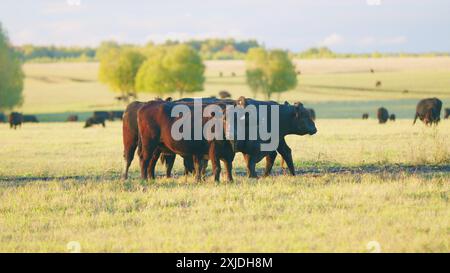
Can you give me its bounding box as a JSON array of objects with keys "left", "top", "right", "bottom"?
[
  {"left": 0, "top": 24, "right": 24, "bottom": 111},
  {"left": 135, "top": 44, "right": 205, "bottom": 97},
  {"left": 98, "top": 46, "right": 146, "bottom": 100},
  {"left": 246, "top": 48, "right": 297, "bottom": 99}
]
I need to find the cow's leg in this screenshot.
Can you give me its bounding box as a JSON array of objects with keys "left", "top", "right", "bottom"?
[
  {"left": 263, "top": 151, "right": 278, "bottom": 177},
  {"left": 122, "top": 133, "right": 138, "bottom": 180},
  {"left": 244, "top": 154, "right": 258, "bottom": 178},
  {"left": 223, "top": 159, "right": 233, "bottom": 182},
  {"left": 209, "top": 143, "right": 221, "bottom": 182},
  {"left": 148, "top": 148, "right": 161, "bottom": 180},
  {"left": 162, "top": 153, "right": 176, "bottom": 178},
  {"left": 277, "top": 138, "right": 295, "bottom": 176},
  {"left": 139, "top": 139, "right": 156, "bottom": 180},
  {"left": 192, "top": 155, "right": 203, "bottom": 182},
  {"left": 183, "top": 156, "right": 194, "bottom": 176}
]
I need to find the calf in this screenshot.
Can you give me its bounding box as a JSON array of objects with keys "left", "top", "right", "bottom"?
[
  {"left": 137, "top": 101, "right": 235, "bottom": 182},
  {"left": 122, "top": 99, "right": 193, "bottom": 180},
  {"left": 377, "top": 107, "right": 389, "bottom": 124},
  {"left": 362, "top": 113, "right": 369, "bottom": 120},
  {"left": 9, "top": 112, "right": 23, "bottom": 129},
  {"left": 413, "top": 98, "right": 442, "bottom": 126},
  {"left": 389, "top": 114, "right": 396, "bottom": 121},
  {"left": 84, "top": 116, "right": 105, "bottom": 128}
]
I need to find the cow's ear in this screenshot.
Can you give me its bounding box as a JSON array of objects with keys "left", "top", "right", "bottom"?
[{"left": 236, "top": 96, "right": 247, "bottom": 108}]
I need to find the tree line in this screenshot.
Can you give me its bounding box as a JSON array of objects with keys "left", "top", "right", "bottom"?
[{"left": 98, "top": 41, "right": 298, "bottom": 101}]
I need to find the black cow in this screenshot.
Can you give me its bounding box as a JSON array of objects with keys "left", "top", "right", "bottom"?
[
  {"left": 84, "top": 116, "right": 106, "bottom": 128},
  {"left": 9, "top": 112, "right": 23, "bottom": 129},
  {"left": 413, "top": 98, "right": 442, "bottom": 126},
  {"left": 362, "top": 113, "right": 369, "bottom": 120},
  {"left": 23, "top": 115, "right": 39, "bottom": 123},
  {"left": 109, "top": 111, "right": 124, "bottom": 121},
  {"left": 444, "top": 108, "right": 450, "bottom": 119},
  {"left": 93, "top": 111, "right": 110, "bottom": 121},
  {"left": 389, "top": 114, "right": 396, "bottom": 122},
  {"left": 0, "top": 112, "right": 5, "bottom": 123},
  {"left": 377, "top": 107, "right": 389, "bottom": 124}
]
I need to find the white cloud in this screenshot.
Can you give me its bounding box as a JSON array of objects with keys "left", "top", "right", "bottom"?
[{"left": 318, "top": 33, "right": 344, "bottom": 47}]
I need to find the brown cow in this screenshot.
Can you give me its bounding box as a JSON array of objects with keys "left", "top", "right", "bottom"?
[
  {"left": 219, "top": 90, "right": 232, "bottom": 99},
  {"left": 413, "top": 98, "right": 442, "bottom": 126},
  {"left": 137, "top": 101, "right": 235, "bottom": 182},
  {"left": 122, "top": 99, "right": 193, "bottom": 180}
]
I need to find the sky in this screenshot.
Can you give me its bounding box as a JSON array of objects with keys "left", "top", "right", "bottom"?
[{"left": 0, "top": 0, "right": 449, "bottom": 53}]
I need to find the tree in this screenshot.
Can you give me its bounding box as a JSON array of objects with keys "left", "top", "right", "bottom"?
[
  {"left": 135, "top": 44, "right": 205, "bottom": 97},
  {"left": 245, "top": 48, "right": 297, "bottom": 100},
  {"left": 0, "top": 23, "right": 24, "bottom": 111},
  {"left": 98, "top": 46, "right": 146, "bottom": 100}
]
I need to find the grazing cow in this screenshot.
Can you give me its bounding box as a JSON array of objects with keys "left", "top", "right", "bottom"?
[
  {"left": 66, "top": 115, "right": 79, "bottom": 122},
  {"left": 362, "top": 113, "right": 369, "bottom": 120},
  {"left": 0, "top": 112, "right": 5, "bottom": 123},
  {"left": 306, "top": 108, "right": 316, "bottom": 121},
  {"left": 22, "top": 115, "right": 39, "bottom": 123},
  {"left": 93, "top": 111, "right": 110, "bottom": 121},
  {"left": 219, "top": 90, "right": 232, "bottom": 99},
  {"left": 109, "top": 111, "right": 124, "bottom": 121},
  {"left": 137, "top": 101, "right": 235, "bottom": 182},
  {"left": 389, "top": 114, "right": 396, "bottom": 121},
  {"left": 122, "top": 99, "right": 194, "bottom": 180},
  {"left": 375, "top": 81, "right": 382, "bottom": 88},
  {"left": 377, "top": 107, "right": 389, "bottom": 124},
  {"left": 234, "top": 97, "right": 317, "bottom": 178},
  {"left": 370, "top": 68, "right": 374, "bottom": 73},
  {"left": 9, "top": 112, "right": 23, "bottom": 129},
  {"left": 84, "top": 116, "right": 106, "bottom": 128},
  {"left": 444, "top": 108, "right": 450, "bottom": 119},
  {"left": 413, "top": 98, "right": 442, "bottom": 126}
]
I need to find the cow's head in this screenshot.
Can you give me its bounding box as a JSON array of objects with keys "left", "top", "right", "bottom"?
[{"left": 286, "top": 101, "right": 317, "bottom": 135}]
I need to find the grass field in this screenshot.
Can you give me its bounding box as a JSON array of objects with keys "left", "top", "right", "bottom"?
[
  {"left": 0, "top": 120, "right": 449, "bottom": 252},
  {"left": 1, "top": 58, "right": 449, "bottom": 252}
]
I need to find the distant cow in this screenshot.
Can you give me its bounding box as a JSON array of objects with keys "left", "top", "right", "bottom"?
[
  {"left": 93, "top": 111, "right": 110, "bottom": 121},
  {"left": 306, "top": 108, "right": 316, "bottom": 121},
  {"left": 84, "top": 116, "right": 106, "bottom": 128},
  {"left": 22, "top": 115, "right": 39, "bottom": 123},
  {"left": 66, "top": 115, "right": 79, "bottom": 122},
  {"left": 413, "top": 98, "right": 442, "bottom": 126},
  {"left": 370, "top": 68, "right": 374, "bottom": 73},
  {"left": 0, "top": 112, "right": 5, "bottom": 123},
  {"left": 9, "top": 112, "right": 23, "bottom": 129},
  {"left": 219, "top": 90, "right": 232, "bottom": 99},
  {"left": 109, "top": 111, "right": 124, "bottom": 121},
  {"left": 389, "top": 114, "right": 396, "bottom": 121},
  {"left": 376, "top": 81, "right": 382, "bottom": 88},
  {"left": 377, "top": 107, "right": 389, "bottom": 124},
  {"left": 444, "top": 108, "right": 450, "bottom": 119},
  {"left": 362, "top": 113, "right": 369, "bottom": 120}
]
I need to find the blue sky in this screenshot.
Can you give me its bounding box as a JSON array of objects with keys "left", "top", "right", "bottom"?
[{"left": 0, "top": 0, "right": 449, "bottom": 52}]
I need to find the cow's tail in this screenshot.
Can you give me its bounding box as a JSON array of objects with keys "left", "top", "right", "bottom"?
[
  {"left": 160, "top": 154, "right": 166, "bottom": 166},
  {"left": 413, "top": 113, "right": 418, "bottom": 125}
]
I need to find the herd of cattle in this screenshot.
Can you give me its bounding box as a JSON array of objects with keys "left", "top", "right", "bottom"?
[{"left": 0, "top": 96, "right": 448, "bottom": 181}]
